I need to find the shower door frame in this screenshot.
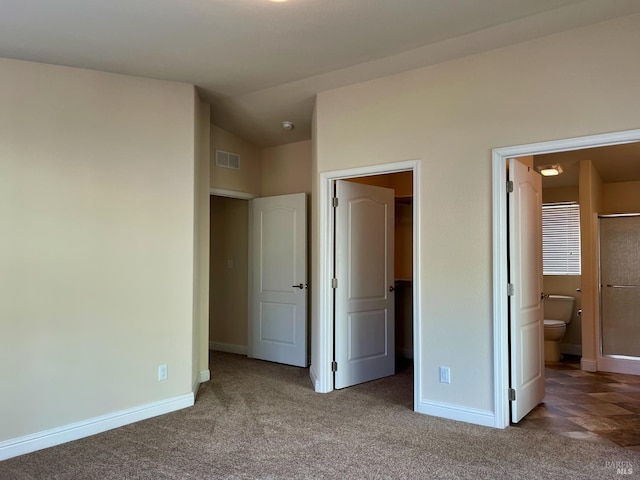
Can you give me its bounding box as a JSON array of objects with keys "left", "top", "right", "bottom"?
[{"left": 597, "top": 213, "right": 640, "bottom": 375}]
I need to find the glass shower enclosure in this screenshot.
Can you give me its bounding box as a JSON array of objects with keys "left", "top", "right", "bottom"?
[{"left": 599, "top": 215, "right": 640, "bottom": 362}]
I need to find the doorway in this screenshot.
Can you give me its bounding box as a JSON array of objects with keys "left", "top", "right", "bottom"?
[
  {"left": 209, "top": 189, "right": 309, "bottom": 367},
  {"left": 209, "top": 191, "right": 254, "bottom": 356},
  {"left": 315, "top": 159, "right": 422, "bottom": 412},
  {"left": 334, "top": 174, "right": 412, "bottom": 389},
  {"left": 493, "top": 129, "right": 640, "bottom": 428}
]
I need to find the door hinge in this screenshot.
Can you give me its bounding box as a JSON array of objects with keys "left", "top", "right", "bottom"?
[
  {"left": 332, "top": 278, "right": 338, "bottom": 289},
  {"left": 507, "top": 283, "right": 515, "bottom": 296},
  {"left": 332, "top": 197, "right": 339, "bottom": 208},
  {"left": 506, "top": 180, "right": 514, "bottom": 193},
  {"left": 331, "top": 361, "right": 338, "bottom": 372},
  {"left": 509, "top": 388, "right": 516, "bottom": 401}
]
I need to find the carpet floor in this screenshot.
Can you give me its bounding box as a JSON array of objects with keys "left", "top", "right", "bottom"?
[{"left": 1, "top": 352, "right": 639, "bottom": 479}]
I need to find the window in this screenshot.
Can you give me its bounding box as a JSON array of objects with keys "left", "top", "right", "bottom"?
[{"left": 542, "top": 202, "right": 581, "bottom": 275}]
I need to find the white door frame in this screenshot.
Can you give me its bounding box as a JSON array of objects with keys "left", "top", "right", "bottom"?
[
  {"left": 316, "top": 159, "right": 421, "bottom": 411},
  {"left": 492, "top": 129, "right": 640, "bottom": 428}
]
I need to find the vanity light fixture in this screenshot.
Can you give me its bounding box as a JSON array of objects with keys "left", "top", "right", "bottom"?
[{"left": 538, "top": 164, "right": 563, "bottom": 176}]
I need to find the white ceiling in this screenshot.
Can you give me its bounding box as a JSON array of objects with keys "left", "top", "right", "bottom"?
[{"left": 1, "top": 0, "right": 639, "bottom": 146}]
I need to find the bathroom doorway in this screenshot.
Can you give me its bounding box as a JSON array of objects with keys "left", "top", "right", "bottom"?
[{"left": 492, "top": 129, "right": 640, "bottom": 428}]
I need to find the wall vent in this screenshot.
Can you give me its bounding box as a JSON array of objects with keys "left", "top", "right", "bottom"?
[{"left": 215, "top": 150, "right": 240, "bottom": 170}]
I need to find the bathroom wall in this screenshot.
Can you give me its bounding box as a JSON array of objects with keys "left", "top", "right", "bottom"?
[
  {"left": 542, "top": 185, "right": 582, "bottom": 355},
  {"left": 602, "top": 181, "right": 640, "bottom": 214},
  {"left": 579, "top": 159, "right": 604, "bottom": 370}
]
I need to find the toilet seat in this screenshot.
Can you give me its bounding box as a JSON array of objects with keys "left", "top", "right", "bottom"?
[{"left": 544, "top": 319, "right": 565, "bottom": 329}]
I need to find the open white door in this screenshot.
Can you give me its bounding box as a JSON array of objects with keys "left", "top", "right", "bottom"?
[
  {"left": 251, "top": 193, "right": 307, "bottom": 367},
  {"left": 334, "top": 180, "right": 394, "bottom": 389},
  {"left": 508, "top": 158, "right": 544, "bottom": 423}
]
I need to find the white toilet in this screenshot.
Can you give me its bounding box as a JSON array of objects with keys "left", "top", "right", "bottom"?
[{"left": 543, "top": 295, "right": 575, "bottom": 363}]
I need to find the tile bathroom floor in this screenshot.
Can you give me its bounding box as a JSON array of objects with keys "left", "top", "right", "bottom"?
[{"left": 514, "top": 355, "right": 640, "bottom": 450}]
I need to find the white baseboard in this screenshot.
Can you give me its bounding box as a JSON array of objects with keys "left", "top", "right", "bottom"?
[
  {"left": 560, "top": 343, "right": 582, "bottom": 356},
  {"left": 309, "top": 365, "right": 319, "bottom": 392},
  {"left": 597, "top": 356, "right": 640, "bottom": 375},
  {"left": 0, "top": 393, "right": 194, "bottom": 461},
  {"left": 192, "top": 370, "right": 210, "bottom": 398},
  {"left": 199, "top": 370, "right": 211, "bottom": 383},
  {"left": 209, "top": 341, "right": 247, "bottom": 356},
  {"left": 416, "top": 399, "right": 495, "bottom": 428},
  {"left": 581, "top": 358, "right": 597, "bottom": 372}
]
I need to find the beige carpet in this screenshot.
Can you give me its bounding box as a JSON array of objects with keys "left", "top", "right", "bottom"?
[{"left": 1, "top": 352, "right": 639, "bottom": 479}]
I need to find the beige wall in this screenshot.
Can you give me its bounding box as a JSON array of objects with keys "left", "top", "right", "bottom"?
[
  {"left": 579, "top": 160, "right": 603, "bottom": 369},
  {"left": 0, "top": 59, "right": 197, "bottom": 441},
  {"left": 312, "top": 14, "right": 640, "bottom": 414},
  {"left": 194, "top": 98, "right": 211, "bottom": 382},
  {"left": 261, "top": 140, "right": 312, "bottom": 196},
  {"left": 603, "top": 181, "right": 640, "bottom": 213},
  {"left": 209, "top": 196, "right": 249, "bottom": 348},
  {"left": 210, "top": 126, "right": 261, "bottom": 196},
  {"left": 542, "top": 186, "right": 579, "bottom": 204}
]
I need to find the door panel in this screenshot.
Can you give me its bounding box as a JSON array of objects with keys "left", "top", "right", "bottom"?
[
  {"left": 349, "top": 310, "right": 388, "bottom": 360},
  {"left": 251, "top": 193, "right": 307, "bottom": 367},
  {"left": 335, "top": 180, "right": 394, "bottom": 389},
  {"left": 509, "top": 158, "right": 544, "bottom": 423}
]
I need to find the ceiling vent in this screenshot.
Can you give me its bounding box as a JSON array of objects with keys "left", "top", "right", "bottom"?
[{"left": 215, "top": 150, "right": 240, "bottom": 170}]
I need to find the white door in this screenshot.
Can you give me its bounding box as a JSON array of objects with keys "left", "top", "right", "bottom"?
[
  {"left": 250, "top": 193, "right": 307, "bottom": 367},
  {"left": 334, "top": 180, "right": 395, "bottom": 389},
  {"left": 508, "top": 158, "right": 544, "bottom": 423}
]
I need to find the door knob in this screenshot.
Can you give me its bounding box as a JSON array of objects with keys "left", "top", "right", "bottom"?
[
  {"left": 389, "top": 285, "right": 395, "bottom": 292},
  {"left": 292, "top": 283, "right": 307, "bottom": 289}
]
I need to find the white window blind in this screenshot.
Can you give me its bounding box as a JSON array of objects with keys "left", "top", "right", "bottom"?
[{"left": 542, "top": 203, "right": 581, "bottom": 275}]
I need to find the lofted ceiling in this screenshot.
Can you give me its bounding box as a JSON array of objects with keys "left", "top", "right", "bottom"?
[{"left": 1, "top": 0, "right": 639, "bottom": 147}]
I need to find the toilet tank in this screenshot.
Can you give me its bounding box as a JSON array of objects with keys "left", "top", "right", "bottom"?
[{"left": 544, "top": 295, "right": 575, "bottom": 324}]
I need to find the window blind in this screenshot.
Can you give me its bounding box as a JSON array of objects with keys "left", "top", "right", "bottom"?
[{"left": 542, "top": 203, "right": 581, "bottom": 275}]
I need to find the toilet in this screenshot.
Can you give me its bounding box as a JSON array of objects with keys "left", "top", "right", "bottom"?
[{"left": 543, "top": 295, "right": 575, "bottom": 363}]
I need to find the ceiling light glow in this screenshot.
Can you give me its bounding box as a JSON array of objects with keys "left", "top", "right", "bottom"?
[{"left": 538, "top": 165, "right": 563, "bottom": 176}]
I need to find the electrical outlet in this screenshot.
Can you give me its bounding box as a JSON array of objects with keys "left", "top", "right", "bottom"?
[
  {"left": 439, "top": 366, "right": 450, "bottom": 384},
  {"left": 158, "top": 364, "right": 168, "bottom": 381}
]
